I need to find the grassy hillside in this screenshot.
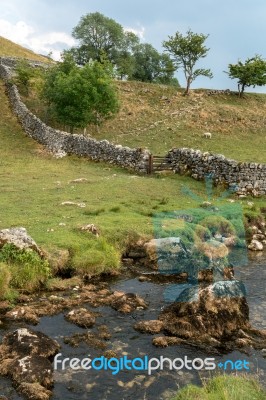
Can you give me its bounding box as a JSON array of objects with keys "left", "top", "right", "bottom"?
[
  {"left": 0, "top": 38, "right": 265, "bottom": 277},
  {"left": 25, "top": 79, "right": 266, "bottom": 162},
  {"left": 0, "top": 80, "right": 210, "bottom": 271},
  {"left": 88, "top": 81, "right": 266, "bottom": 161},
  {"left": 0, "top": 36, "right": 49, "bottom": 62},
  {"left": 1, "top": 36, "right": 265, "bottom": 163}
]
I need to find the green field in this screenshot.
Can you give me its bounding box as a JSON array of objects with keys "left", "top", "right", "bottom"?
[{"left": 0, "top": 81, "right": 208, "bottom": 271}]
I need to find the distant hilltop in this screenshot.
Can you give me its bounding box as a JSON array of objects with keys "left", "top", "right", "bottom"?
[{"left": 0, "top": 36, "right": 50, "bottom": 62}]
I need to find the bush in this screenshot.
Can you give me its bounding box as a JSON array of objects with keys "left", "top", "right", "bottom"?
[{"left": 0, "top": 244, "right": 51, "bottom": 292}]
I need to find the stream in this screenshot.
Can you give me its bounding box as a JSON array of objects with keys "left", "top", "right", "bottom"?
[{"left": 0, "top": 252, "right": 265, "bottom": 400}]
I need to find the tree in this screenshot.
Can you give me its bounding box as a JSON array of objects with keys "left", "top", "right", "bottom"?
[
  {"left": 115, "top": 31, "right": 140, "bottom": 80},
  {"left": 131, "top": 43, "right": 176, "bottom": 84},
  {"left": 227, "top": 56, "right": 266, "bottom": 97},
  {"left": 154, "top": 53, "right": 179, "bottom": 86},
  {"left": 71, "top": 13, "right": 141, "bottom": 80},
  {"left": 163, "top": 29, "right": 213, "bottom": 94},
  {"left": 42, "top": 55, "right": 119, "bottom": 132},
  {"left": 72, "top": 12, "right": 125, "bottom": 64}
]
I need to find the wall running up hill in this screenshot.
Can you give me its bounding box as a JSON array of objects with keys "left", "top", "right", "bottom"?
[
  {"left": 0, "top": 57, "right": 266, "bottom": 196},
  {"left": 0, "top": 58, "right": 150, "bottom": 174}
]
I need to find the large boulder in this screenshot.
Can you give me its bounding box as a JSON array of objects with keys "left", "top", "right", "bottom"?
[
  {"left": 0, "top": 227, "right": 44, "bottom": 257},
  {"left": 135, "top": 279, "right": 266, "bottom": 350},
  {"left": 0, "top": 328, "right": 60, "bottom": 400},
  {"left": 159, "top": 280, "right": 249, "bottom": 340},
  {"left": 144, "top": 237, "right": 187, "bottom": 272},
  {"left": 125, "top": 236, "right": 231, "bottom": 279},
  {"left": 125, "top": 236, "right": 190, "bottom": 272}
]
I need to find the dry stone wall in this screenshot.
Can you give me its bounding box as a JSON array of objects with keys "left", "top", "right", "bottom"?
[
  {"left": 166, "top": 148, "right": 266, "bottom": 196},
  {"left": 0, "top": 58, "right": 150, "bottom": 173}
]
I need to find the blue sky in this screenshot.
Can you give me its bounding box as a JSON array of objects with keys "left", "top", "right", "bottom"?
[{"left": 1, "top": 0, "right": 266, "bottom": 91}]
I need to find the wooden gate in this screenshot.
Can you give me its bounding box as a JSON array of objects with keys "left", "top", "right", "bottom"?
[{"left": 147, "top": 155, "right": 172, "bottom": 174}]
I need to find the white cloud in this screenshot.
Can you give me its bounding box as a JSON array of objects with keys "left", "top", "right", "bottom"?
[
  {"left": 124, "top": 26, "right": 145, "bottom": 41},
  {"left": 0, "top": 19, "right": 76, "bottom": 60},
  {"left": 0, "top": 19, "right": 34, "bottom": 43}
]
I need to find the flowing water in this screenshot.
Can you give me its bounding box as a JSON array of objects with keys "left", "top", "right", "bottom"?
[{"left": 0, "top": 253, "right": 265, "bottom": 400}]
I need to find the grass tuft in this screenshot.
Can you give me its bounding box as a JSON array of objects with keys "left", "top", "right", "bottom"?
[{"left": 172, "top": 374, "right": 266, "bottom": 400}]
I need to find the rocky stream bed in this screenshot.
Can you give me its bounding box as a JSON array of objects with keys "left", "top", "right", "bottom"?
[{"left": 0, "top": 251, "right": 265, "bottom": 400}]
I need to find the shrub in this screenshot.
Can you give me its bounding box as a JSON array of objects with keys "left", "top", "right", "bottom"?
[{"left": 0, "top": 244, "right": 51, "bottom": 292}]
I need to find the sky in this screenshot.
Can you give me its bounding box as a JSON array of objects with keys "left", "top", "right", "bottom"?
[{"left": 1, "top": 0, "right": 266, "bottom": 91}]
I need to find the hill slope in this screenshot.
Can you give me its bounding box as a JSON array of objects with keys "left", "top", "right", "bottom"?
[
  {"left": 25, "top": 79, "right": 266, "bottom": 162},
  {"left": 0, "top": 48, "right": 265, "bottom": 272},
  {"left": 0, "top": 79, "right": 213, "bottom": 269},
  {"left": 1, "top": 36, "right": 265, "bottom": 162},
  {"left": 87, "top": 81, "right": 266, "bottom": 162},
  {"left": 0, "top": 36, "right": 49, "bottom": 62}
]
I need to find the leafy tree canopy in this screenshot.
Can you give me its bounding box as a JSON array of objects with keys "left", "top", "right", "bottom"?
[
  {"left": 227, "top": 55, "right": 266, "bottom": 97},
  {"left": 163, "top": 29, "right": 212, "bottom": 94},
  {"left": 69, "top": 12, "right": 179, "bottom": 86},
  {"left": 72, "top": 12, "right": 125, "bottom": 64},
  {"left": 131, "top": 43, "right": 177, "bottom": 85}
]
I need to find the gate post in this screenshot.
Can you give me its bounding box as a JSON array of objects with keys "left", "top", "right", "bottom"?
[{"left": 148, "top": 154, "right": 153, "bottom": 174}]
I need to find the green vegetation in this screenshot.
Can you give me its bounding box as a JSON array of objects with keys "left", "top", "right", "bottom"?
[
  {"left": 130, "top": 43, "right": 177, "bottom": 85},
  {"left": 0, "top": 80, "right": 211, "bottom": 283},
  {"left": 227, "top": 55, "right": 266, "bottom": 97},
  {"left": 42, "top": 54, "right": 119, "bottom": 131},
  {"left": 14, "top": 59, "right": 44, "bottom": 96},
  {"left": 71, "top": 11, "right": 127, "bottom": 64},
  {"left": 71, "top": 237, "right": 120, "bottom": 275},
  {"left": 68, "top": 12, "right": 178, "bottom": 85},
  {"left": 0, "top": 244, "right": 50, "bottom": 295},
  {"left": 171, "top": 374, "right": 266, "bottom": 400},
  {"left": 0, "top": 262, "right": 11, "bottom": 299},
  {"left": 163, "top": 29, "right": 213, "bottom": 94}
]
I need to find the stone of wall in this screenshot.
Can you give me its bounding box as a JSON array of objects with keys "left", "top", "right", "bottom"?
[
  {"left": 0, "top": 56, "right": 51, "bottom": 69},
  {"left": 166, "top": 148, "right": 266, "bottom": 196},
  {"left": 0, "top": 59, "right": 150, "bottom": 173}
]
